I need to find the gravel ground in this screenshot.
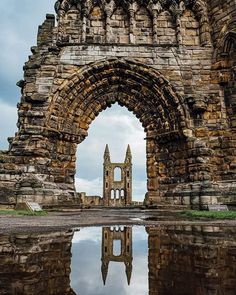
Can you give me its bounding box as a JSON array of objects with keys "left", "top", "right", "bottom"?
[{"left": 0, "top": 209, "right": 235, "bottom": 234}]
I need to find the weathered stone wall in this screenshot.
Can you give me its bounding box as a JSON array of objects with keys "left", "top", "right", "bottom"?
[
  {"left": 0, "top": 0, "right": 235, "bottom": 207},
  {"left": 148, "top": 226, "right": 236, "bottom": 295},
  {"left": 0, "top": 231, "right": 75, "bottom": 294}
]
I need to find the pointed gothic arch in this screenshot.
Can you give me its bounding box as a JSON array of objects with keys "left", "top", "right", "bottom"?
[{"left": 46, "top": 58, "right": 190, "bottom": 139}]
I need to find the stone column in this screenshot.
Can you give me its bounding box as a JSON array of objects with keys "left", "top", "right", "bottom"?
[
  {"left": 175, "top": 11, "right": 183, "bottom": 46},
  {"left": 152, "top": 10, "right": 158, "bottom": 45},
  {"left": 146, "top": 131, "right": 160, "bottom": 205},
  {"left": 199, "top": 16, "right": 212, "bottom": 46},
  {"left": 81, "top": 8, "right": 88, "bottom": 43},
  {"left": 105, "top": 9, "right": 112, "bottom": 43},
  {"left": 129, "top": 6, "right": 136, "bottom": 44}
]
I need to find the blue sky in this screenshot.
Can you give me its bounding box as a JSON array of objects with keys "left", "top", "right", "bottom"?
[{"left": 0, "top": 0, "right": 146, "bottom": 200}]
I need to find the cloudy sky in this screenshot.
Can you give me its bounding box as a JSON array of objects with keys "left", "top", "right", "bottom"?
[{"left": 0, "top": 0, "right": 147, "bottom": 201}]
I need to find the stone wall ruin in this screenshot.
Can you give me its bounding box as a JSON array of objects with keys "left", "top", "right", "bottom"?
[{"left": 0, "top": 0, "right": 235, "bottom": 208}]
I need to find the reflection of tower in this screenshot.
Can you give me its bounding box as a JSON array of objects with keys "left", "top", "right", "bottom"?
[
  {"left": 101, "top": 227, "right": 133, "bottom": 285},
  {"left": 103, "top": 145, "right": 132, "bottom": 206}
]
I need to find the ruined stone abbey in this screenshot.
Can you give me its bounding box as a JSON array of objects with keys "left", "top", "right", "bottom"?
[
  {"left": 103, "top": 145, "right": 132, "bottom": 206},
  {"left": 0, "top": 0, "right": 236, "bottom": 208}
]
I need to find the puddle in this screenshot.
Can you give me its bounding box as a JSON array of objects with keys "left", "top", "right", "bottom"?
[{"left": 0, "top": 225, "right": 236, "bottom": 294}]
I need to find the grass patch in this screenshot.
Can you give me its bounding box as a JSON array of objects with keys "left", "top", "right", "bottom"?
[
  {"left": 0, "top": 210, "right": 47, "bottom": 216},
  {"left": 180, "top": 210, "right": 236, "bottom": 220}
]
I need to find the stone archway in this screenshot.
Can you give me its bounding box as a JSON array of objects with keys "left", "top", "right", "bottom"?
[
  {"left": 41, "top": 58, "right": 191, "bottom": 205},
  {"left": 2, "top": 0, "right": 236, "bottom": 208}
]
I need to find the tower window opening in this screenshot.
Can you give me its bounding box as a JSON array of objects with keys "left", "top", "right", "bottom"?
[
  {"left": 111, "top": 189, "right": 115, "bottom": 199},
  {"left": 114, "top": 167, "right": 122, "bottom": 181},
  {"left": 113, "top": 239, "right": 121, "bottom": 256}
]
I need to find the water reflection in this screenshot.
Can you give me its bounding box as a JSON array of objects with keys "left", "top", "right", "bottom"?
[
  {"left": 71, "top": 226, "right": 147, "bottom": 295},
  {"left": 101, "top": 227, "right": 133, "bottom": 285},
  {"left": 0, "top": 226, "right": 235, "bottom": 294},
  {"left": 0, "top": 231, "right": 75, "bottom": 295}
]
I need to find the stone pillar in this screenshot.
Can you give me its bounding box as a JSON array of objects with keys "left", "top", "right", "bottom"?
[
  {"left": 105, "top": 9, "right": 112, "bottom": 43},
  {"left": 129, "top": 4, "right": 136, "bottom": 44},
  {"left": 82, "top": 8, "right": 88, "bottom": 43},
  {"left": 146, "top": 131, "right": 160, "bottom": 205},
  {"left": 152, "top": 10, "right": 159, "bottom": 45},
  {"left": 176, "top": 11, "right": 183, "bottom": 46}
]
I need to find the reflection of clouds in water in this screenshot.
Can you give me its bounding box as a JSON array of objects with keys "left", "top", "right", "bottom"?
[
  {"left": 71, "top": 227, "right": 148, "bottom": 295},
  {"left": 72, "top": 227, "right": 102, "bottom": 243}
]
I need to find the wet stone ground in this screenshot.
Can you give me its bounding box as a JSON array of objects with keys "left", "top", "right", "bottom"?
[{"left": 0, "top": 209, "right": 236, "bottom": 234}]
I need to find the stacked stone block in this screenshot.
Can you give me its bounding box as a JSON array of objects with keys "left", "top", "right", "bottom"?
[{"left": 0, "top": 0, "right": 235, "bottom": 207}]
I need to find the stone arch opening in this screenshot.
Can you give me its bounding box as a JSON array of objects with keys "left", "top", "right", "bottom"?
[
  {"left": 214, "top": 25, "right": 236, "bottom": 126},
  {"left": 40, "top": 58, "right": 191, "bottom": 205}
]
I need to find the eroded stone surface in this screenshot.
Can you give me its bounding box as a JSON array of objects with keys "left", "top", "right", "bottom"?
[{"left": 0, "top": 0, "right": 235, "bottom": 207}]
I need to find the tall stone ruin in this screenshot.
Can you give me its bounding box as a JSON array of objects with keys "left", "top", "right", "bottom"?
[
  {"left": 0, "top": 0, "right": 235, "bottom": 208},
  {"left": 103, "top": 144, "right": 132, "bottom": 206}
]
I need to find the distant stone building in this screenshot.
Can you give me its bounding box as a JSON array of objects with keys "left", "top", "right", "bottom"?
[
  {"left": 101, "top": 226, "right": 133, "bottom": 285},
  {"left": 0, "top": 0, "right": 235, "bottom": 208},
  {"left": 103, "top": 145, "right": 132, "bottom": 206},
  {"left": 78, "top": 192, "right": 103, "bottom": 206}
]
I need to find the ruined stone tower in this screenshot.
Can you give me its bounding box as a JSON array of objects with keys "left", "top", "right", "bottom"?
[
  {"left": 101, "top": 227, "right": 133, "bottom": 285},
  {"left": 103, "top": 145, "right": 132, "bottom": 206},
  {"left": 0, "top": 0, "right": 236, "bottom": 208}
]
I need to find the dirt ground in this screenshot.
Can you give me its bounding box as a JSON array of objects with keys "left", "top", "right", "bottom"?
[{"left": 0, "top": 208, "right": 235, "bottom": 234}]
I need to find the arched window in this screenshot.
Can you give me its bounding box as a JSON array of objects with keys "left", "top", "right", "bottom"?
[
  {"left": 114, "top": 167, "right": 122, "bottom": 181},
  {"left": 134, "top": 6, "right": 153, "bottom": 44},
  {"left": 110, "top": 6, "right": 129, "bottom": 44},
  {"left": 111, "top": 189, "right": 115, "bottom": 199},
  {"left": 87, "top": 6, "right": 105, "bottom": 43},
  {"left": 181, "top": 10, "right": 200, "bottom": 46},
  {"left": 116, "top": 189, "right": 120, "bottom": 199},
  {"left": 121, "top": 189, "right": 124, "bottom": 198},
  {"left": 113, "top": 239, "right": 121, "bottom": 256}
]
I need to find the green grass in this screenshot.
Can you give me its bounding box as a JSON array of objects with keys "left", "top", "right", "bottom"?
[
  {"left": 0, "top": 210, "right": 47, "bottom": 216},
  {"left": 180, "top": 210, "right": 236, "bottom": 219}
]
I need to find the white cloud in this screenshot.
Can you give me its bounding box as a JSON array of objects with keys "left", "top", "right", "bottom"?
[
  {"left": 75, "top": 177, "right": 103, "bottom": 196},
  {"left": 0, "top": 100, "right": 17, "bottom": 150},
  {"left": 76, "top": 104, "right": 147, "bottom": 201},
  {"left": 0, "top": 0, "right": 55, "bottom": 104}
]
